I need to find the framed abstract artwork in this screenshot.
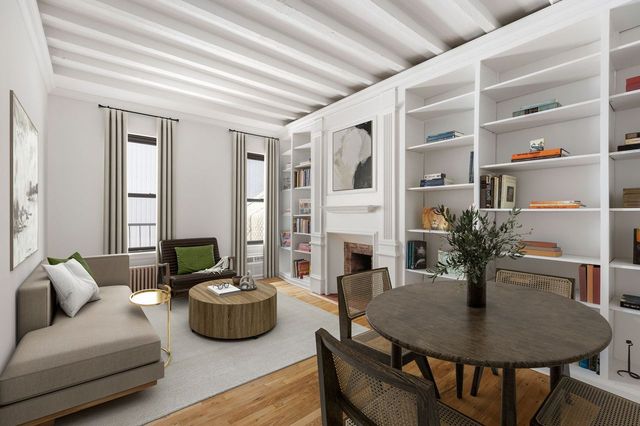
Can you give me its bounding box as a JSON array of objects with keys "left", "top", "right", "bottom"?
[
  {"left": 331, "top": 120, "right": 374, "bottom": 192},
  {"left": 10, "top": 90, "right": 39, "bottom": 270}
]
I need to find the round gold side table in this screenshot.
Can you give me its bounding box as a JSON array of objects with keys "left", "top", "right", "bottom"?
[{"left": 129, "top": 285, "right": 172, "bottom": 367}]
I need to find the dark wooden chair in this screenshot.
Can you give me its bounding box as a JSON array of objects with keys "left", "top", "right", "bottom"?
[
  {"left": 315, "top": 328, "right": 481, "bottom": 426},
  {"left": 470, "top": 270, "right": 574, "bottom": 397},
  {"left": 531, "top": 376, "right": 640, "bottom": 425},
  {"left": 337, "top": 268, "right": 453, "bottom": 399}
]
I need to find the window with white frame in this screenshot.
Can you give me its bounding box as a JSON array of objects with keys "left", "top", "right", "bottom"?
[
  {"left": 127, "top": 134, "right": 157, "bottom": 252},
  {"left": 246, "top": 152, "right": 265, "bottom": 245}
]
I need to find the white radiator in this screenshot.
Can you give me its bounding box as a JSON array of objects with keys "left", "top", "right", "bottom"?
[{"left": 129, "top": 265, "right": 157, "bottom": 292}]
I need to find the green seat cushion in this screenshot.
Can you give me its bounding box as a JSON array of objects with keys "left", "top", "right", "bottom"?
[
  {"left": 47, "top": 252, "right": 95, "bottom": 278},
  {"left": 175, "top": 245, "right": 215, "bottom": 275}
]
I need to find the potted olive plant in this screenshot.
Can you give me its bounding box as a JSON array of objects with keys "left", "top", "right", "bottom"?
[{"left": 431, "top": 206, "right": 527, "bottom": 308}]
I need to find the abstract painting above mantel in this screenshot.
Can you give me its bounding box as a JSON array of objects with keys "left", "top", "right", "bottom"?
[
  {"left": 332, "top": 120, "right": 373, "bottom": 191},
  {"left": 10, "top": 90, "right": 38, "bottom": 270}
]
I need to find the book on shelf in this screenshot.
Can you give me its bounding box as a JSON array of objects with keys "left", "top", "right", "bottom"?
[
  {"left": 406, "top": 240, "right": 427, "bottom": 270},
  {"left": 207, "top": 284, "right": 241, "bottom": 296},
  {"left": 420, "top": 177, "right": 453, "bottom": 187},
  {"left": 479, "top": 175, "right": 516, "bottom": 208},
  {"left": 522, "top": 247, "right": 563, "bottom": 257},
  {"left": 511, "top": 148, "right": 569, "bottom": 162},
  {"left": 528, "top": 200, "right": 585, "bottom": 209},
  {"left": 623, "top": 188, "right": 640, "bottom": 208},
  {"left": 426, "top": 130, "right": 464, "bottom": 143},
  {"left": 635, "top": 228, "right": 640, "bottom": 265},
  {"left": 512, "top": 99, "right": 561, "bottom": 117},
  {"left": 280, "top": 231, "right": 291, "bottom": 247},
  {"left": 469, "top": 151, "right": 474, "bottom": 184},
  {"left": 293, "top": 259, "right": 310, "bottom": 278},
  {"left": 298, "top": 199, "right": 311, "bottom": 215},
  {"left": 617, "top": 142, "right": 640, "bottom": 152},
  {"left": 625, "top": 132, "right": 640, "bottom": 144},
  {"left": 578, "top": 354, "right": 600, "bottom": 375},
  {"left": 424, "top": 172, "right": 446, "bottom": 180},
  {"left": 296, "top": 242, "right": 311, "bottom": 253},
  {"left": 620, "top": 294, "right": 640, "bottom": 311},
  {"left": 521, "top": 240, "right": 558, "bottom": 249},
  {"left": 626, "top": 137, "right": 640, "bottom": 145},
  {"left": 294, "top": 167, "right": 311, "bottom": 187},
  {"left": 578, "top": 264, "right": 601, "bottom": 304},
  {"left": 293, "top": 217, "right": 311, "bottom": 234},
  {"left": 626, "top": 75, "right": 640, "bottom": 92}
]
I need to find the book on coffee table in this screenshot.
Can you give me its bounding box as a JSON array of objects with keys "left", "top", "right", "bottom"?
[{"left": 207, "top": 284, "right": 241, "bottom": 296}]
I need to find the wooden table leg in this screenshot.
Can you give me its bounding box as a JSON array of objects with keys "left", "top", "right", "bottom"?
[
  {"left": 456, "top": 363, "right": 464, "bottom": 399},
  {"left": 549, "top": 364, "right": 570, "bottom": 391},
  {"left": 391, "top": 343, "right": 402, "bottom": 370},
  {"left": 501, "top": 368, "right": 517, "bottom": 426}
]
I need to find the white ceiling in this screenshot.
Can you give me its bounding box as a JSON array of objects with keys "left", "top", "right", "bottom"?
[{"left": 35, "top": 0, "right": 550, "bottom": 130}]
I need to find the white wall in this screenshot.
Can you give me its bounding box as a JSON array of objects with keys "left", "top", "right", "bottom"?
[
  {"left": 46, "top": 95, "right": 240, "bottom": 260},
  {"left": 0, "top": 1, "right": 49, "bottom": 370}
]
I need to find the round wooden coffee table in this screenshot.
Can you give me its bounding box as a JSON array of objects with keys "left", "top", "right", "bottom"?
[{"left": 188, "top": 280, "right": 277, "bottom": 339}]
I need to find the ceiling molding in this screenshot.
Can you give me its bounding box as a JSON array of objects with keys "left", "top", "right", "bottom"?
[
  {"left": 18, "top": 0, "right": 55, "bottom": 91},
  {"left": 451, "top": 0, "right": 500, "bottom": 32}
]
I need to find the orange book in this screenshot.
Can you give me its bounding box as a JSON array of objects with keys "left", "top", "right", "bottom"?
[
  {"left": 587, "top": 264, "right": 594, "bottom": 303},
  {"left": 511, "top": 148, "right": 567, "bottom": 161},
  {"left": 521, "top": 240, "right": 557, "bottom": 248},
  {"left": 529, "top": 204, "right": 582, "bottom": 209},
  {"left": 522, "top": 248, "right": 563, "bottom": 257}
]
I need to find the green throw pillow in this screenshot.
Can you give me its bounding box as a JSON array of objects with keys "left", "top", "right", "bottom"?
[
  {"left": 48, "top": 252, "right": 95, "bottom": 278},
  {"left": 175, "top": 245, "right": 215, "bottom": 275}
]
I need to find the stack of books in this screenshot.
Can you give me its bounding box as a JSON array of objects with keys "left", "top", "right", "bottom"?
[
  {"left": 528, "top": 200, "right": 585, "bottom": 209},
  {"left": 426, "top": 130, "right": 464, "bottom": 143},
  {"left": 626, "top": 75, "right": 640, "bottom": 92},
  {"left": 521, "top": 240, "right": 563, "bottom": 257},
  {"left": 406, "top": 240, "right": 427, "bottom": 269},
  {"left": 293, "top": 259, "right": 310, "bottom": 278},
  {"left": 207, "top": 283, "right": 240, "bottom": 296},
  {"left": 479, "top": 175, "right": 517, "bottom": 208},
  {"left": 578, "top": 264, "right": 601, "bottom": 304},
  {"left": 294, "top": 167, "right": 311, "bottom": 187},
  {"left": 512, "top": 99, "right": 561, "bottom": 117},
  {"left": 420, "top": 173, "right": 453, "bottom": 187},
  {"left": 620, "top": 294, "right": 640, "bottom": 311},
  {"left": 511, "top": 148, "right": 569, "bottom": 162},
  {"left": 623, "top": 188, "right": 640, "bottom": 208},
  {"left": 618, "top": 132, "right": 640, "bottom": 152},
  {"left": 578, "top": 354, "right": 600, "bottom": 375},
  {"left": 635, "top": 228, "right": 640, "bottom": 265},
  {"left": 296, "top": 242, "right": 311, "bottom": 253},
  {"left": 293, "top": 217, "right": 310, "bottom": 234}
]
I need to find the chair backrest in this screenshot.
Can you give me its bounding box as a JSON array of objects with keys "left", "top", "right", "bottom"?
[
  {"left": 337, "top": 268, "right": 392, "bottom": 340},
  {"left": 159, "top": 237, "right": 220, "bottom": 276},
  {"left": 315, "top": 328, "right": 438, "bottom": 426},
  {"left": 496, "top": 269, "right": 573, "bottom": 299}
]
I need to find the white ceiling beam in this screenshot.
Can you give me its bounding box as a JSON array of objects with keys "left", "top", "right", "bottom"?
[
  {"left": 52, "top": 71, "right": 286, "bottom": 130},
  {"left": 134, "top": 0, "right": 376, "bottom": 86},
  {"left": 367, "top": 0, "right": 449, "bottom": 55},
  {"left": 39, "top": 8, "right": 332, "bottom": 106},
  {"left": 41, "top": 0, "right": 351, "bottom": 97},
  {"left": 50, "top": 54, "right": 299, "bottom": 121},
  {"left": 450, "top": 0, "right": 500, "bottom": 33},
  {"left": 46, "top": 35, "right": 312, "bottom": 114},
  {"left": 17, "top": 0, "right": 55, "bottom": 91},
  {"left": 248, "top": 0, "right": 410, "bottom": 72}
]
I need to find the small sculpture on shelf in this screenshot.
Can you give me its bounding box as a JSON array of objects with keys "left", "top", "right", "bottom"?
[
  {"left": 239, "top": 271, "right": 257, "bottom": 291},
  {"left": 421, "top": 207, "right": 449, "bottom": 231},
  {"left": 617, "top": 340, "right": 639, "bottom": 380}
]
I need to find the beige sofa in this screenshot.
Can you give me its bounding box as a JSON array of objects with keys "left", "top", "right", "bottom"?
[{"left": 0, "top": 255, "right": 164, "bottom": 426}]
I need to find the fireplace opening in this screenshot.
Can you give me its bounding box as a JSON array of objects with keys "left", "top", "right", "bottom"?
[
  {"left": 350, "top": 252, "right": 372, "bottom": 274},
  {"left": 344, "top": 242, "right": 374, "bottom": 275}
]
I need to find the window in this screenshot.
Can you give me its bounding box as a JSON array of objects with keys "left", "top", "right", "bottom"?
[
  {"left": 127, "top": 134, "right": 157, "bottom": 252},
  {"left": 246, "top": 152, "right": 265, "bottom": 245}
]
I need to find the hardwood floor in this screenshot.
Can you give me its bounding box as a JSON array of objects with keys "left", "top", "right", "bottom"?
[{"left": 150, "top": 279, "right": 549, "bottom": 426}]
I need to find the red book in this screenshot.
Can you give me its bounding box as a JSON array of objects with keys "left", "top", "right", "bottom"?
[
  {"left": 579, "top": 264, "right": 587, "bottom": 302},
  {"left": 593, "top": 266, "right": 601, "bottom": 305},
  {"left": 626, "top": 75, "right": 640, "bottom": 92},
  {"left": 587, "top": 264, "right": 594, "bottom": 303},
  {"left": 521, "top": 240, "right": 557, "bottom": 248}
]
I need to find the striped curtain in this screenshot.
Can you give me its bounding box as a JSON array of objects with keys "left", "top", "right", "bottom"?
[
  {"left": 103, "top": 108, "right": 128, "bottom": 254},
  {"left": 231, "top": 131, "right": 247, "bottom": 275},
  {"left": 157, "top": 118, "right": 174, "bottom": 242},
  {"left": 264, "top": 138, "right": 279, "bottom": 277}
]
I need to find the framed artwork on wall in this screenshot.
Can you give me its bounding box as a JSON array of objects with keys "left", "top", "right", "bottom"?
[
  {"left": 10, "top": 90, "right": 39, "bottom": 270},
  {"left": 331, "top": 120, "right": 374, "bottom": 192}
]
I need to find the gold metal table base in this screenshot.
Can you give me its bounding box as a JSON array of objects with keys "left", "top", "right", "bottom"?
[{"left": 129, "top": 284, "right": 172, "bottom": 367}]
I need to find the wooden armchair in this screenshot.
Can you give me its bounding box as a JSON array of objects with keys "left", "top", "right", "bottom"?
[{"left": 315, "top": 328, "right": 481, "bottom": 426}]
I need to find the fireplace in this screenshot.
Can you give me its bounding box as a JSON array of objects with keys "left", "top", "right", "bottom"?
[{"left": 344, "top": 243, "right": 373, "bottom": 274}]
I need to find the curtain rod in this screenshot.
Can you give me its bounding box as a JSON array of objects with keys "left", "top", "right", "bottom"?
[
  {"left": 229, "top": 129, "right": 278, "bottom": 140},
  {"left": 98, "top": 104, "right": 179, "bottom": 122}
]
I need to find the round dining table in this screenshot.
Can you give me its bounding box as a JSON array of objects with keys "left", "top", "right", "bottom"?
[{"left": 366, "top": 281, "right": 612, "bottom": 426}]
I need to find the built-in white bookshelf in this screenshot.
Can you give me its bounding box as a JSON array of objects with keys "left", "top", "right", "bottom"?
[
  {"left": 400, "top": 5, "right": 640, "bottom": 400},
  {"left": 279, "top": 132, "right": 312, "bottom": 288}
]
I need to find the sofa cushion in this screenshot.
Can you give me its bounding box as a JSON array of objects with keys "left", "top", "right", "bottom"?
[
  {"left": 47, "top": 251, "right": 95, "bottom": 278},
  {"left": 0, "top": 285, "right": 161, "bottom": 405},
  {"left": 170, "top": 270, "right": 235, "bottom": 288}
]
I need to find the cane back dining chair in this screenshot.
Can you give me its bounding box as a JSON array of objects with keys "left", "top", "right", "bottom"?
[
  {"left": 532, "top": 376, "right": 640, "bottom": 425},
  {"left": 470, "top": 269, "right": 574, "bottom": 396},
  {"left": 337, "top": 268, "right": 460, "bottom": 399},
  {"left": 315, "top": 328, "right": 482, "bottom": 426}
]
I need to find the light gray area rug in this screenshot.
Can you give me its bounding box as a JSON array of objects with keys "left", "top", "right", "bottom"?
[{"left": 59, "top": 291, "right": 365, "bottom": 426}]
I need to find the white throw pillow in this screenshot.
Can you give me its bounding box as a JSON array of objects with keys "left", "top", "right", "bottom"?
[{"left": 42, "top": 259, "right": 101, "bottom": 317}]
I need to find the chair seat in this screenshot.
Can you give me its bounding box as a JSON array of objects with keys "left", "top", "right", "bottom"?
[
  {"left": 533, "top": 377, "right": 640, "bottom": 426},
  {"left": 353, "top": 330, "right": 415, "bottom": 360},
  {"left": 345, "top": 401, "right": 481, "bottom": 425}
]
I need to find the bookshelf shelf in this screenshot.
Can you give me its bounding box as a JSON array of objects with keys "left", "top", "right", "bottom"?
[
  {"left": 293, "top": 250, "right": 311, "bottom": 255},
  {"left": 294, "top": 232, "right": 311, "bottom": 236},
  {"left": 407, "top": 183, "right": 474, "bottom": 192},
  {"left": 610, "top": 89, "right": 640, "bottom": 111},
  {"left": 521, "top": 253, "right": 601, "bottom": 265},
  {"left": 407, "top": 92, "right": 474, "bottom": 121},
  {"left": 280, "top": 246, "right": 291, "bottom": 251},
  {"left": 481, "top": 208, "right": 600, "bottom": 213},
  {"left": 482, "top": 53, "right": 600, "bottom": 102},
  {"left": 405, "top": 269, "right": 465, "bottom": 281},
  {"left": 580, "top": 301, "right": 601, "bottom": 310},
  {"left": 407, "top": 134, "right": 474, "bottom": 153},
  {"left": 610, "top": 39, "right": 640, "bottom": 70},
  {"left": 481, "top": 153, "right": 599, "bottom": 172},
  {"left": 610, "top": 304, "right": 640, "bottom": 317},
  {"left": 294, "top": 163, "right": 311, "bottom": 169},
  {"left": 609, "top": 149, "right": 640, "bottom": 161},
  {"left": 293, "top": 214, "right": 311, "bottom": 217},
  {"left": 294, "top": 142, "right": 311, "bottom": 150},
  {"left": 407, "top": 229, "right": 449, "bottom": 235},
  {"left": 294, "top": 186, "right": 311, "bottom": 190},
  {"left": 610, "top": 208, "right": 640, "bottom": 212},
  {"left": 610, "top": 258, "right": 640, "bottom": 271},
  {"left": 282, "top": 149, "right": 292, "bottom": 156},
  {"left": 482, "top": 99, "right": 599, "bottom": 134}
]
